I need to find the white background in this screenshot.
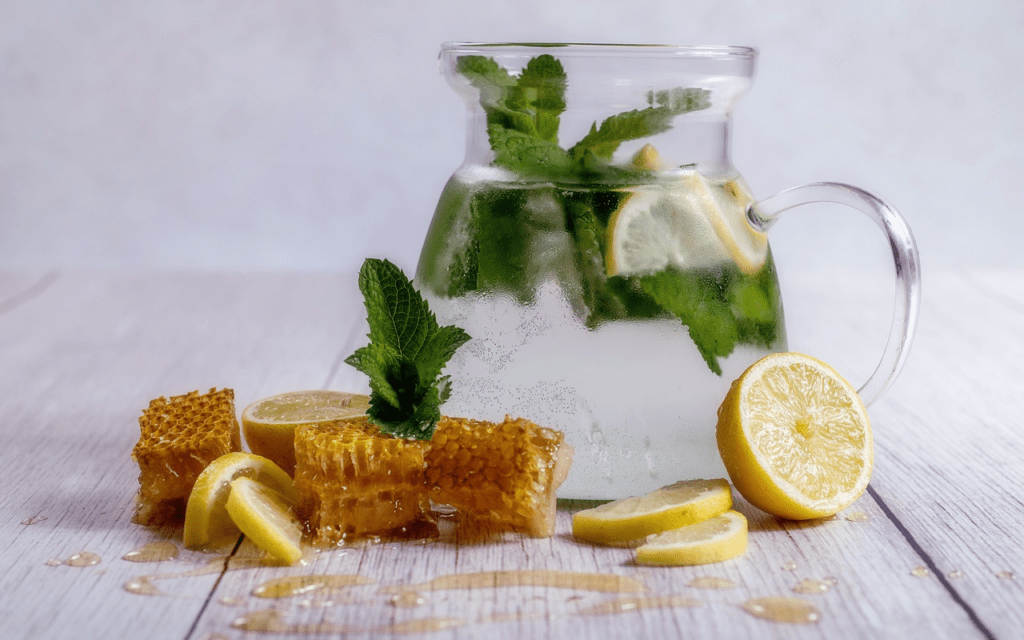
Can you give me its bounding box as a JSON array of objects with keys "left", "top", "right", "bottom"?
[{"left": 2, "top": 0, "right": 1020, "bottom": 276}]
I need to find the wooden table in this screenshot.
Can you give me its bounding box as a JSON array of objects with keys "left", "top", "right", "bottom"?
[{"left": 2, "top": 269, "right": 1021, "bottom": 639}]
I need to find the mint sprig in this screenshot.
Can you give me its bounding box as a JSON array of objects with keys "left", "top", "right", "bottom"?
[
  {"left": 345, "top": 258, "right": 471, "bottom": 440},
  {"left": 457, "top": 54, "right": 710, "bottom": 180}
]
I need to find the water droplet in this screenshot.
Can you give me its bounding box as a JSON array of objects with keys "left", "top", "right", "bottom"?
[
  {"left": 742, "top": 597, "right": 820, "bottom": 624},
  {"left": 947, "top": 570, "right": 963, "bottom": 579},
  {"left": 21, "top": 515, "right": 47, "bottom": 525},
  {"left": 781, "top": 562, "right": 797, "bottom": 571},
  {"left": 845, "top": 511, "right": 870, "bottom": 522},
  {"left": 822, "top": 576, "right": 839, "bottom": 586},
  {"left": 45, "top": 559, "right": 62, "bottom": 566},
  {"left": 688, "top": 576, "right": 737, "bottom": 589},
  {"left": 792, "top": 579, "right": 830, "bottom": 595},
  {"left": 910, "top": 566, "right": 931, "bottom": 578},
  {"left": 218, "top": 596, "right": 245, "bottom": 607},
  {"left": 997, "top": 570, "right": 1015, "bottom": 580}
]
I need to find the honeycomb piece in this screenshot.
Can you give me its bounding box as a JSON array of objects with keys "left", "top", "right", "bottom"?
[
  {"left": 131, "top": 388, "right": 241, "bottom": 525},
  {"left": 425, "top": 416, "right": 574, "bottom": 537},
  {"left": 294, "top": 417, "right": 431, "bottom": 545}
]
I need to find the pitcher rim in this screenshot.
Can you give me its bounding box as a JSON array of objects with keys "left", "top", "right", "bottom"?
[{"left": 440, "top": 42, "right": 757, "bottom": 60}]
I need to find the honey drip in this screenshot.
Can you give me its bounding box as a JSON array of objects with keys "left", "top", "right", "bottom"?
[
  {"left": 383, "top": 570, "right": 646, "bottom": 594},
  {"left": 792, "top": 579, "right": 831, "bottom": 595},
  {"left": 64, "top": 552, "right": 102, "bottom": 567},
  {"left": 742, "top": 597, "right": 821, "bottom": 624},
  {"left": 580, "top": 595, "right": 702, "bottom": 615},
  {"left": 124, "top": 559, "right": 224, "bottom": 596},
  {"left": 910, "top": 566, "right": 931, "bottom": 578},
  {"left": 253, "top": 575, "right": 375, "bottom": 598},
  {"left": 123, "top": 542, "right": 179, "bottom": 563},
  {"left": 20, "top": 515, "right": 47, "bottom": 525},
  {"left": 231, "top": 609, "right": 464, "bottom": 635},
  {"left": 688, "top": 576, "right": 737, "bottom": 589}
]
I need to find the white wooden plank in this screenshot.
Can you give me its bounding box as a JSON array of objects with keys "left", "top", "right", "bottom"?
[{"left": 0, "top": 270, "right": 1013, "bottom": 639}]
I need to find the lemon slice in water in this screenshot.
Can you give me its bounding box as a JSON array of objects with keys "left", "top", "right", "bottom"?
[
  {"left": 635, "top": 510, "right": 748, "bottom": 566},
  {"left": 241, "top": 390, "right": 369, "bottom": 476},
  {"left": 183, "top": 452, "right": 297, "bottom": 549},
  {"left": 716, "top": 352, "right": 873, "bottom": 520},
  {"left": 572, "top": 479, "right": 732, "bottom": 545}
]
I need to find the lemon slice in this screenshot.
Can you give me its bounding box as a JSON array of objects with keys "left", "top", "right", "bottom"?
[
  {"left": 606, "top": 175, "right": 726, "bottom": 277},
  {"left": 705, "top": 177, "right": 767, "bottom": 275},
  {"left": 226, "top": 476, "right": 303, "bottom": 564},
  {"left": 241, "top": 390, "right": 370, "bottom": 476},
  {"left": 183, "top": 452, "right": 297, "bottom": 549},
  {"left": 635, "top": 510, "right": 748, "bottom": 566},
  {"left": 716, "top": 352, "right": 873, "bottom": 520},
  {"left": 572, "top": 479, "right": 732, "bottom": 544}
]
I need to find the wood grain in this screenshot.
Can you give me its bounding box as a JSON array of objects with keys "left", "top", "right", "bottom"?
[{"left": 1, "top": 270, "right": 1019, "bottom": 639}]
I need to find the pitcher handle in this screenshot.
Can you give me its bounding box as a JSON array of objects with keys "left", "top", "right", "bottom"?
[{"left": 747, "top": 182, "right": 921, "bottom": 406}]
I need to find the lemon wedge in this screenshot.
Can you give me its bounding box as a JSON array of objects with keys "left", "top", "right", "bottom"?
[
  {"left": 225, "top": 476, "right": 304, "bottom": 564},
  {"left": 572, "top": 479, "right": 732, "bottom": 545},
  {"left": 183, "top": 452, "right": 297, "bottom": 549},
  {"left": 716, "top": 352, "right": 873, "bottom": 520},
  {"left": 241, "top": 390, "right": 369, "bottom": 476},
  {"left": 635, "top": 510, "right": 748, "bottom": 566}
]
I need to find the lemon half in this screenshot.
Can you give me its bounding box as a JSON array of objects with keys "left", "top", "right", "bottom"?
[
  {"left": 241, "top": 390, "right": 369, "bottom": 476},
  {"left": 716, "top": 352, "right": 873, "bottom": 520}
]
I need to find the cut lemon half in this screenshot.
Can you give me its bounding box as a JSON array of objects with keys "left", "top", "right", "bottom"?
[
  {"left": 241, "top": 390, "right": 369, "bottom": 476},
  {"left": 716, "top": 352, "right": 873, "bottom": 520},
  {"left": 226, "top": 476, "right": 303, "bottom": 565},
  {"left": 183, "top": 452, "right": 297, "bottom": 549},
  {"left": 572, "top": 479, "right": 732, "bottom": 545},
  {"left": 635, "top": 510, "right": 748, "bottom": 566}
]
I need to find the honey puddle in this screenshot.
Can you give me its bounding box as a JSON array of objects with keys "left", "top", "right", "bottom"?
[
  {"left": 125, "top": 554, "right": 304, "bottom": 597},
  {"left": 123, "top": 542, "right": 179, "bottom": 563},
  {"left": 742, "top": 597, "right": 820, "bottom": 624},
  {"left": 382, "top": 570, "right": 646, "bottom": 595},
  {"left": 252, "top": 575, "right": 375, "bottom": 598},
  {"left": 231, "top": 609, "right": 464, "bottom": 635},
  {"left": 579, "top": 595, "right": 701, "bottom": 615},
  {"left": 688, "top": 576, "right": 737, "bottom": 590},
  {"left": 390, "top": 591, "right": 426, "bottom": 608}
]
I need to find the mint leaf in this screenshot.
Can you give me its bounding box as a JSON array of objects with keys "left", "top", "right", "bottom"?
[
  {"left": 506, "top": 54, "right": 566, "bottom": 143},
  {"left": 639, "top": 267, "right": 738, "bottom": 376},
  {"left": 488, "top": 124, "right": 574, "bottom": 177},
  {"left": 346, "top": 258, "right": 471, "bottom": 439},
  {"left": 569, "top": 88, "right": 711, "bottom": 162}
]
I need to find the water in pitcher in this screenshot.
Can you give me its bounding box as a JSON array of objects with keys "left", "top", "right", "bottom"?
[{"left": 417, "top": 171, "right": 786, "bottom": 498}]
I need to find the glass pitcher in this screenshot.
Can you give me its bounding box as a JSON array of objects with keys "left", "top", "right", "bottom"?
[{"left": 415, "top": 43, "right": 920, "bottom": 499}]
